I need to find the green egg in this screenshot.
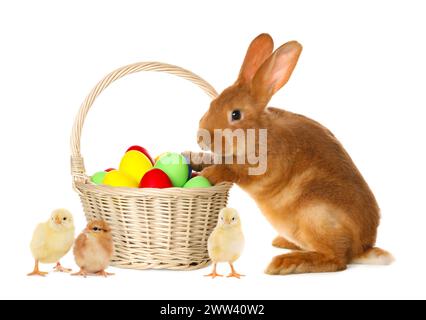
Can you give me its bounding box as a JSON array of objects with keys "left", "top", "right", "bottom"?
[
  {"left": 183, "top": 176, "right": 212, "bottom": 188},
  {"left": 90, "top": 171, "right": 107, "bottom": 185},
  {"left": 154, "top": 152, "right": 189, "bottom": 187}
]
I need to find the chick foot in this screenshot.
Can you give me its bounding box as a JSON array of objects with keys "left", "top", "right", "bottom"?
[
  {"left": 227, "top": 263, "right": 244, "bottom": 279},
  {"left": 204, "top": 263, "right": 223, "bottom": 279},
  {"left": 71, "top": 269, "right": 88, "bottom": 278},
  {"left": 205, "top": 272, "right": 223, "bottom": 279},
  {"left": 95, "top": 270, "right": 114, "bottom": 277},
  {"left": 27, "top": 270, "right": 48, "bottom": 277},
  {"left": 54, "top": 262, "right": 72, "bottom": 273},
  {"left": 227, "top": 272, "right": 244, "bottom": 279},
  {"left": 28, "top": 260, "right": 48, "bottom": 277}
]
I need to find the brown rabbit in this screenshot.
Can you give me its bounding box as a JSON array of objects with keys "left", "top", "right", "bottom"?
[{"left": 187, "top": 33, "right": 393, "bottom": 275}]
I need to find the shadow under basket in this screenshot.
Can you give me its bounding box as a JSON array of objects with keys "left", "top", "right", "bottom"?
[{"left": 70, "top": 62, "right": 233, "bottom": 270}]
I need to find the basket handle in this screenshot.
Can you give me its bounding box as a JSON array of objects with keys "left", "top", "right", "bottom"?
[{"left": 70, "top": 62, "right": 218, "bottom": 184}]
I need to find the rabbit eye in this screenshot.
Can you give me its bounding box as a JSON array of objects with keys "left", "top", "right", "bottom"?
[{"left": 231, "top": 110, "right": 242, "bottom": 121}]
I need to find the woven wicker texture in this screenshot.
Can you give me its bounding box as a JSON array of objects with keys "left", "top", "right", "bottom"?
[{"left": 70, "top": 62, "right": 232, "bottom": 270}]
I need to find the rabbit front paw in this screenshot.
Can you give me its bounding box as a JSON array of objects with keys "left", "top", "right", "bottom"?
[{"left": 201, "top": 165, "right": 234, "bottom": 185}]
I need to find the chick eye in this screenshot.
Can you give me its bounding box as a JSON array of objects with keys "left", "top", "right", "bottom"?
[
  {"left": 63, "top": 217, "right": 67, "bottom": 221},
  {"left": 231, "top": 110, "right": 242, "bottom": 121},
  {"left": 232, "top": 217, "right": 235, "bottom": 221},
  {"left": 93, "top": 227, "right": 99, "bottom": 231}
]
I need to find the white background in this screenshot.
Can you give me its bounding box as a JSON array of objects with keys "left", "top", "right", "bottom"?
[{"left": 1, "top": 0, "right": 425, "bottom": 300}]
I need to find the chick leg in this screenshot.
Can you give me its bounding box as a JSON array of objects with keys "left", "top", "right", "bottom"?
[
  {"left": 71, "top": 268, "right": 88, "bottom": 278},
  {"left": 227, "top": 263, "right": 244, "bottom": 279},
  {"left": 53, "top": 262, "right": 72, "bottom": 273},
  {"left": 94, "top": 270, "right": 115, "bottom": 277},
  {"left": 204, "top": 263, "right": 223, "bottom": 279},
  {"left": 27, "top": 260, "right": 48, "bottom": 277}
]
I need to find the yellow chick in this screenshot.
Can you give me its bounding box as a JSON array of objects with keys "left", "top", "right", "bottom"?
[
  {"left": 28, "top": 209, "right": 75, "bottom": 276},
  {"left": 206, "top": 208, "right": 245, "bottom": 279}
]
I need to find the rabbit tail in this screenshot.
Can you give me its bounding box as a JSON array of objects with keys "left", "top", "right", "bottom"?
[{"left": 352, "top": 247, "right": 394, "bottom": 265}]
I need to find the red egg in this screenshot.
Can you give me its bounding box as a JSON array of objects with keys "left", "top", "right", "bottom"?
[
  {"left": 191, "top": 172, "right": 199, "bottom": 178},
  {"left": 104, "top": 168, "right": 115, "bottom": 172},
  {"left": 126, "top": 145, "right": 154, "bottom": 165},
  {"left": 139, "top": 168, "right": 173, "bottom": 189}
]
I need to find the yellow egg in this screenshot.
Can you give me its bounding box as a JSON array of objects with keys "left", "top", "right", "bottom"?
[
  {"left": 103, "top": 170, "right": 139, "bottom": 188},
  {"left": 119, "top": 150, "right": 153, "bottom": 183}
]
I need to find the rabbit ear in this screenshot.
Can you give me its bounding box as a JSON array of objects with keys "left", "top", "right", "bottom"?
[
  {"left": 251, "top": 41, "right": 302, "bottom": 104},
  {"left": 237, "top": 33, "right": 274, "bottom": 84}
]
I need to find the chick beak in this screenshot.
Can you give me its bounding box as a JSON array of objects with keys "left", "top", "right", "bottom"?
[
  {"left": 83, "top": 227, "right": 90, "bottom": 234},
  {"left": 54, "top": 216, "right": 61, "bottom": 225}
]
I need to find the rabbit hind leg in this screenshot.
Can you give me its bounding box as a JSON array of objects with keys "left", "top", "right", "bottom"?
[
  {"left": 265, "top": 251, "right": 347, "bottom": 275},
  {"left": 266, "top": 204, "right": 354, "bottom": 275}
]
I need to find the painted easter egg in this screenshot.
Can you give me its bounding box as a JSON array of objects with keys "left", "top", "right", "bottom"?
[
  {"left": 126, "top": 145, "right": 154, "bottom": 165},
  {"left": 191, "top": 171, "right": 200, "bottom": 178},
  {"left": 154, "top": 152, "right": 170, "bottom": 164},
  {"left": 139, "top": 168, "right": 173, "bottom": 188},
  {"left": 183, "top": 176, "right": 212, "bottom": 188},
  {"left": 119, "top": 150, "right": 153, "bottom": 183},
  {"left": 154, "top": 152, "right": 189, "bottom": 187},
  {"left": 90, "top": 171, "right": 107, "bottom": 185},
  {"left": 103, "top": 170, "right": 139, "bottom": 188},
  {"left": 187, "top": 164, "right": 193, "bottom": 180}
]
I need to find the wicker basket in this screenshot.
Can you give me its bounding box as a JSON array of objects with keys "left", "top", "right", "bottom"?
[{"left": 70, "top": 62, "right": 232, "bottom": 270}]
